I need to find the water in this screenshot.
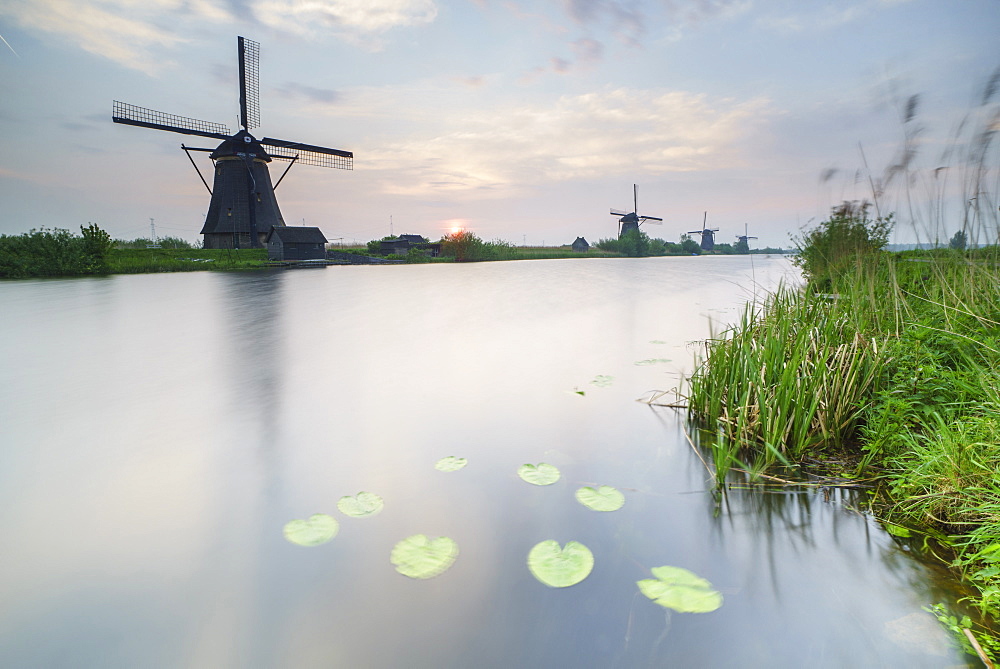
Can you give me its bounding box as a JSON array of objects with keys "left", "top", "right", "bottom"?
[{"left": 0, "top": 257, "right": 969, "bottom": 667}]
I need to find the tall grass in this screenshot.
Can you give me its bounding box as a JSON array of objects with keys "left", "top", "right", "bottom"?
[{"left": 686, "top": 238, "right": 1000, "bottom": 650}]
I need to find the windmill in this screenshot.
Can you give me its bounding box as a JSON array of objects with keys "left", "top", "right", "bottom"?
[
  {"left": 610, "top": 184, "right": 662, "bottom": 238},
  {"left": 688, "top": 212, "right": 720, "bottom": 252},
  {"left": 735, "top": 223, "right": 757, "bottom": 252},
  {"left": 112, "top": 37, "right": 353, "bottom": 249}
]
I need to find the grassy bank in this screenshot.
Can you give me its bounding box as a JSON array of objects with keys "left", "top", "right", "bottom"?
[
  {"left": 685, "top": 206, "right": 1000, "bottom": 655},
  {"left": 107, "top": 247, "right": 268, "bottom": 273},
  {"left": 0, "top": 227, "right": 271, "bottom": 278}
]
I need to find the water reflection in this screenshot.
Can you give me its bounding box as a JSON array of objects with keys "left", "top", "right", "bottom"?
[{"left": 0, "top": 258, "right": 973, "bottom": 668}]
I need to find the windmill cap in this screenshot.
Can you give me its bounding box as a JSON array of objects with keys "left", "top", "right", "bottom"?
[{"left": 211, "top": 129, "right": 272, "bottom": 162}]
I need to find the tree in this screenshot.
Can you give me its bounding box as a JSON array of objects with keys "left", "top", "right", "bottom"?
[
  {"left": 680, "top": 234, "right": 701, "bottom": 255},
  {"left": 949, "top": 229, "right": 968, "bottom": 250},
  {"left": 618, "top": 229, "right": 650, "bottom": 257}
]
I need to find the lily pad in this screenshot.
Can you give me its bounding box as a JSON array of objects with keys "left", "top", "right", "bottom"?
[
  {"left": 527, "top": 540, "right": 594, "bottom": 588},
  {"left": 575, "top": 485, "right": 625, "bottom": 512},
  {"left": 283, "top": 514, "right": 339, "bottom": 546},
  {"left": 634, "top": 358, "right": 672, "bottom": 366},
  {"left": 518, "top": 463, "right": 561, "bottom": 486},
  {"left": 590, "top": 375, "right": 614, "bottom": 388},
  {"left": 337, "top": 491, "right": 384, "bottom": 518},
  {"left": 391, "top": 535, "right": 459, "bottom": 579},
  {"left": 434, "top": 456, "right": 468, "bottom": 472},
  {"left": 637, "top": 565, "right": 723, "bottom": 613}
]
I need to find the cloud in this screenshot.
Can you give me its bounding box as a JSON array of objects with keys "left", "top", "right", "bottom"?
[
  {"left": 0, "top": 0, "right": 190, "bottom": 74},
  {"left": 755, "top": 1, "right": 901, "bottom": 35},
  {"left": 562, "top": 0, "right": 645, "bottom": 42},
  {"left": 250, "top": 0, "right": 438, "bottom": 43},
  {"left": 571, "top": 38, "right": 603, "bottom": 65},
  {"left": 275, "top": 82, "right": 343, "bottom": 104},
  {"left": 661, "top": 0, "right": 752, "bottom": 26},
  {"left": 361, "top": 87, "right": 774, "bottom": 196},
  {"left": 0, "top": 0, "right": 437, "bottom": 73}
]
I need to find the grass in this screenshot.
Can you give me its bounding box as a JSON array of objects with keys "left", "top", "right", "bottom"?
[
  {"left": 685, "top": 244, "right": 1000, "bottom": 653},
  {"left": 107, "top": 247, "right": 269, "bottom": 273}
]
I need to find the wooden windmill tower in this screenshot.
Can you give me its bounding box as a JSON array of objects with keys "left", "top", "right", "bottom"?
[
  {"left": 610, "top": 184, "right": 662, "bottom": 238},
  {"left": 735, "top": 223, "right": 758, "bottom": 252},
  {"left": 689, "top": 212, "right": 720, "bottom": 252},
  {"left": 112, "top": 37, "right": 353, "bottom": 249}
]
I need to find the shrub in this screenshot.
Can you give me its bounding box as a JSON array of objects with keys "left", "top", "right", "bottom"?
[
  {"left": 0, "top": 225, "right": 115, "bottom": 278},
  {"left": 791, "top": 201, "right": 893, "bottom": 287},
  {"left": 439, "top": 230, "right": 518, "bottom": 261}
]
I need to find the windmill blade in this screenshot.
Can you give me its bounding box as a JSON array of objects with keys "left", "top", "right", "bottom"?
[
  {"left": 640, "top": 216, "right": 662, "bottom": 225},
  {"left": 610, "top": 208, "right": 628, "bottom": 216},
  {"left": 238, "top": 36, "right": 260, "bottom": 131},
  {"left": 112, "top": 101, "right": 230, "bottom": 140},
  {"left": 261, "top": 137, "right": 353, "bottom": 169}
]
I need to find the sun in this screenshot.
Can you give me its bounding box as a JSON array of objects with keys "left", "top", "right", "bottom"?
[{"left": 450, "top": 225, "right": 464, "bottom": 235}]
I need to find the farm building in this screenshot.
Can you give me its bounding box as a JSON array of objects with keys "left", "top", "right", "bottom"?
[{"left": 266, "top": 226, "right": 328, "bottom": 260}]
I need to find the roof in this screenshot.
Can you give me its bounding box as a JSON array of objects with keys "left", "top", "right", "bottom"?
[
  {"left": 210, "top": 129, "right": 272, "bottom": 162},
  {"left": 398, "top": 234, "right": 425, "bottom": 243},
  {"left": 266, "top": 226, "right": 327, "bottom": 244}
]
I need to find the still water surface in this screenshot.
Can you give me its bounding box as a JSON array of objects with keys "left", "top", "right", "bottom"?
[{"left": 0, "top": 257, "right": 968, "bottom": 667}]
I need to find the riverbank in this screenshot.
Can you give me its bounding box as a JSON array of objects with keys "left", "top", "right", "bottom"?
[{"left": 686, "top": 241, "right": 1000, "bottom": 657}]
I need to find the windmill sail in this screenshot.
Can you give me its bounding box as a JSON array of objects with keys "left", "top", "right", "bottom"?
[
  {"left": 238, "top": 37, "right": 260, "bottom": 131},
  {"left": 261, "top": 138, "right": 353, "bottom": 169},
  {"left": 112, "top": 101, "right": 230, "bottom": 140}
]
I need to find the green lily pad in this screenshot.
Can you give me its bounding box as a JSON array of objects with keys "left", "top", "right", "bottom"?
[
  {"left": 649, "top": 340, "right": 667, "bottom": 344},
  {"left": 575, "top": 485, "right": 625, "bottom": 512},
  {"left": 518, "top": 463, "right": 561, "bottom": 486},
  {"left": 434, "top": 456, "right": 468, "bottom": 472},
  {"left": 391, "top": 535, "right": 459, "bottom": 579},
  {"left": 634, "top": 358, "right": 672, "bottom": 366},
  {"left": 337, "top": 491, "right": 384, "bottom": 518},
  {"left": 590, "top": 375, "right": 614, "bottom": 388},
  {"left": 527, "top": 540, "right": 594, "bottom": 588},
  {"left": 637, "top": 565, "right": 723, "bottom": 613},
  {"left": 283, "top": 514, "right": 339, "bottom": 546}
]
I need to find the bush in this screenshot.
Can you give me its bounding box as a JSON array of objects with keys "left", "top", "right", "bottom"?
[
  {"left": 791, "top": 201, "right": 893, "bottom": 287},
  {"left": 439, "top": 231, "right": 518, "bottom": 261},
  {"left": 0, "top": 225, "right": 115, "bottom": 278}
]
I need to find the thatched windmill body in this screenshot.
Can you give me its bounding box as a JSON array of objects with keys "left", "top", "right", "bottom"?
[
  {"left": 689, "top": 212, "right": 720, "bottom": 252},
  {"left": 610, "top": 184, "right": 662, "bottom": 238},
  {"left": 735, "top": 223, "right": 758, "bottom": 252},
  {"left": 112, "top": 37, "right": 352, "bottom": 249}
]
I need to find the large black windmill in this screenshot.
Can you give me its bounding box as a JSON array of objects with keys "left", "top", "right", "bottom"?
[
  {"left": 689, "top": 212, "right": 720, "bottom": 252},
  {"left": 735, "top": 223, "right": 758, "bottom": 252},
  {"left": 112, "top": 36, "right": 353, "bottom": 249},
  {"left": 610, "top": 184, "right": 662, "bottom": 238}
]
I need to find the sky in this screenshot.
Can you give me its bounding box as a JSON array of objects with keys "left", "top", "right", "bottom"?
[{"left": 1, "top": 0, "right": 998, "bottom": 249}]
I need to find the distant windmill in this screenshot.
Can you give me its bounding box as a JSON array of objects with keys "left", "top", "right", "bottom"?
[
  {"left": 735, "top": 223, "right": 757, "bottom": 251},
  {"left": 112, "top": 36, "right": 353, "bottom": 249},
  {"left": 688, "top": 212, "right": 720, "bottom": 252},
  {"left": 610, "top": 184, "right": 662, "bottom": 238}
]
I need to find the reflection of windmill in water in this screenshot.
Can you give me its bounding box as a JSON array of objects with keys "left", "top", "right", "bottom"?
[
  {"left": 735, "top": 223, "right": 758, "bottom": 252},
  {"left": 689, "top": 212, "right": 720, "bottom": 252},
  {"left": 610, "top": 184, "right": 662, "bottom": 238},
  {"left": 112, "top": 37, "right": 353, "bottom": 249}
]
